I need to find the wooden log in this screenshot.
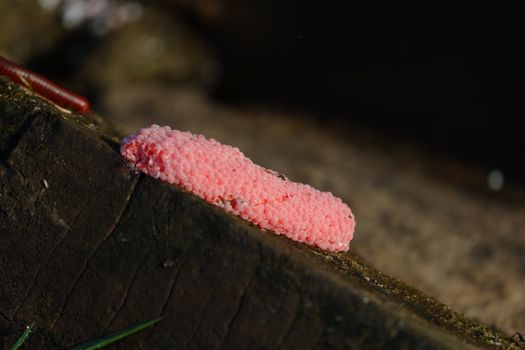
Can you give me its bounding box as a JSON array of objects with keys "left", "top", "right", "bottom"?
[{"left": 0, "top": 77, "right": 518, "bottom": 349}]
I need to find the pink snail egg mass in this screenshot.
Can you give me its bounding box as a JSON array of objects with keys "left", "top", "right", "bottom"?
[{"left": 121, "top": 125, "right": 356, "bottom": 252}]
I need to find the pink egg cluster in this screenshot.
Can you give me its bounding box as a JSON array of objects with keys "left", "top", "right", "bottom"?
[{"left": 121, "top": 125, "right": 356, "bottom": 252}]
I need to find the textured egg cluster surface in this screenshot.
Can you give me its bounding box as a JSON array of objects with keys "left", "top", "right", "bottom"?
[{"left": 121, "top": 125, "right": 356, "bottom": 252}]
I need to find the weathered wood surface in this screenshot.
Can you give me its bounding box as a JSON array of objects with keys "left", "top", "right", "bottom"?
[{"left": 0, "top": 78, "right": 520, "bottom": 349}]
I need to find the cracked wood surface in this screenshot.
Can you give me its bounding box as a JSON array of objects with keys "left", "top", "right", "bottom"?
[{"left": 0, "top": 78, "right": 520, "bottom": 349}]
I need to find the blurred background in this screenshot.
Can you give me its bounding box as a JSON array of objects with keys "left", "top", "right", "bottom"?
[{"left": 1, "top": 0, "right": 524, "bottom": 336}]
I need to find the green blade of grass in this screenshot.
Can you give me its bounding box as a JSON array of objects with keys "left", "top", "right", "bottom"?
[
  {"left": 10, "top": 323, "right": 35, "bottom": 350},
  {"left": 69, "top": 316, "right": 164, "bottom": 350}
]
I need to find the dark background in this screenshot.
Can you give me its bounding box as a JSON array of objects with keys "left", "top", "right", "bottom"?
[
  {"left": 6, "top": 1, "right": 524, "bottom": 181},
  {"left": 187, "top": 1, "right": 525, "bottom": 182}
]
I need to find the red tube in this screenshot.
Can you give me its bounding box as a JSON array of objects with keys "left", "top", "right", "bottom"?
[{"left": 0, "top": 56, "right": 90, "bottom": 114}]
